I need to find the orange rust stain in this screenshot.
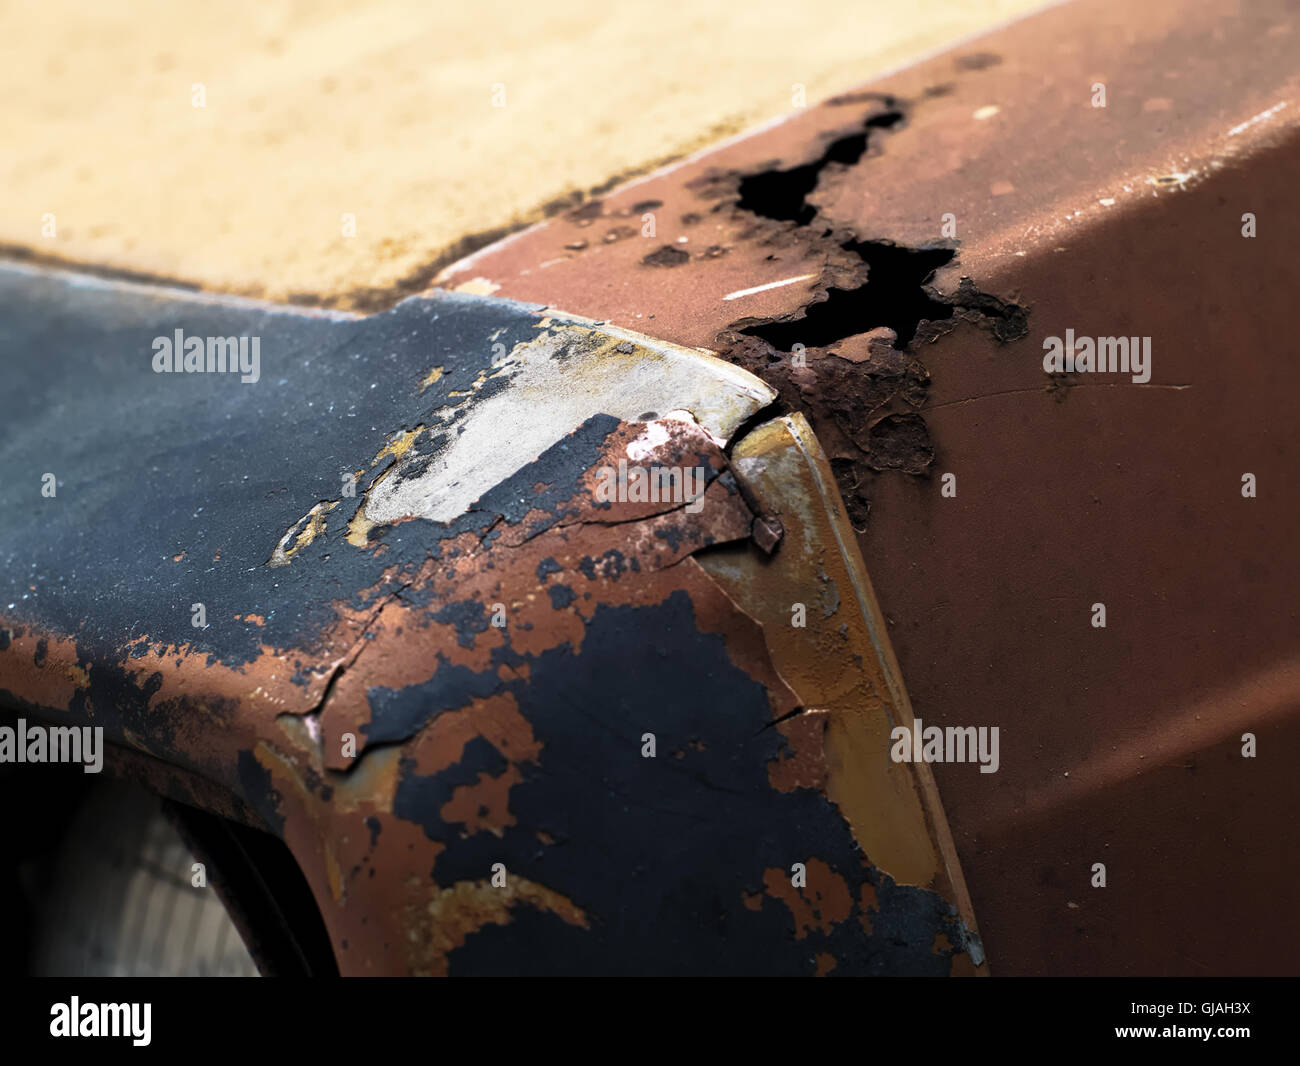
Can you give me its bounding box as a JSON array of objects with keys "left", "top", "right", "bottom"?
[
  {"left": 492, "top": 505, "right": 562, "bottom": 548},
  {"left": 949, "top": 951, "right": 980, "bottom": 977},
  {"left": 320, "top": 611, "right": 514, "bottom": 768},
  {"left": 318, "top": 424, "right": 771, "bottom": 762},
  {"left": 121, "top": 635, "right": 327, "bottom": 717},
  {"left": 766, "top": 710, "right": 829, "bottom": 792},
  {"left": 815, "top": 952, "right": 837, "bottom": 976},
  {"left": 0, "top": 413, "right": 838, "bottom": 977},
  {"left": 316, "top": 484, "right": 756, "bottom": 764},
  {"left": 761, "top": 858, "right": 853, "bottom": 939},
  {"left": 0, "top": 623, "right": 88, "bottom": 710},
  {"left": 498, "top": 592, "right": 586, "bottom": 660},
  {"left": 348, "top": 597, "right": 505, "bottom": 693},
  {"left": 440, "top": 764, "right": 525, "bottom": 837},
  {"left": 412, "top": 693, "right": 540, "bottom": 774},
  {"left": 254, "top": 738, "right": 449, "bottom": 965}
]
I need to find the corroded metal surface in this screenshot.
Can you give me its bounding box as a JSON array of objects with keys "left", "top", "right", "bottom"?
[
  {"left": 699, "top": 413, "right": 983, "bottom": 972},
  {"left": 0, "top": 263, "right": 979, "bottom": 974},
  {"left": 435, "top": 0, "right": 1300, "bottom": 974}
]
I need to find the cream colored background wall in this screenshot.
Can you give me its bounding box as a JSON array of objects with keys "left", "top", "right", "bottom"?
[{"left": 0, "top": 0, "right": 1051, "bottom": 304}]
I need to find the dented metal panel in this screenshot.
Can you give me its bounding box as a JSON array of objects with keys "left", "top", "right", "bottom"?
[{"left": 0, "top": 262, "right": 979, "bottom": 974}]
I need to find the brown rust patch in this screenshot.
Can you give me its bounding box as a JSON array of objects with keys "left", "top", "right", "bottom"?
[
  {"left": 0, "top": 625, "right": 88, "bottom": 710},
  {"left": 761, "top": 858, "right": 853, "bottom": 939},
  {"left": 405, "top": 693, "right": 541, "bottom": 780},
  {"left": 766, "top": 710, "right": 830, "bottom": 793},
  {"left": 440, "top": 763, "right": 525, "bottom": 837}
]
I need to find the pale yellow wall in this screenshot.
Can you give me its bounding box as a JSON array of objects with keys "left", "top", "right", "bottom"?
[{"left": 0, "top": 0, "right": 1050, "bottom": 305}]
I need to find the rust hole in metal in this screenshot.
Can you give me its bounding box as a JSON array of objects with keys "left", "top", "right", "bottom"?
[
  {"left": 711, "top": 102, "right": 1029, "bottom": 525},
  {"left": 740, "top": 241, "right": 957, "bottom": 350},
  {"left": 726, "top": 103, "right": 1026, "bottom": 353},
  {"left": 736, "top": 110, "right": 904, "bottom": 225}
]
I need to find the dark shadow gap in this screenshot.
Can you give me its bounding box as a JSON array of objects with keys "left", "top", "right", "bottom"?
[
  {"left": 740, "top": 242, "right": 957, "bottom": 350},
  {"left": 736, "top": 111, "right": 903, "bottom": 225}
]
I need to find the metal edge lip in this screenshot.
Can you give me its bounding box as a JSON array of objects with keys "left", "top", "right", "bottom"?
[{"left": 749, "top": 410, "right": 984, "bottom": 959}]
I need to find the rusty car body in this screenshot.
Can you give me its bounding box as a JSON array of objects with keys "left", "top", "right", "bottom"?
[{"left": 1, "top": 0, "right": 1296, "bottom": 976}]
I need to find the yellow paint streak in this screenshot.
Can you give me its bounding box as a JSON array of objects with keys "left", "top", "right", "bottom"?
[
  {"left": 329, "top": 743, "right": 403, "bottom": 812},
  {"left": 700, "top": 417, "right": 944, "bottom": 888},
  {"left": 415, "top": 876, "right": 588, "bottom": 976},
  {"left": 285, "top": 421, "right": 434, "bottom": 554},
  {"left": 372, "top": 425, "right": 427, "bottom": 467},
  {"left": 268, "top": 500, "right": 339, "bottom": 567},
  {"left": 345, "top": 505, "right": 375, "bottom": 548}
]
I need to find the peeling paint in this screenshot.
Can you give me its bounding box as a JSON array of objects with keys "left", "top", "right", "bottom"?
[{"left": 0, "top": 267, "right": 978, "bottom": 974}]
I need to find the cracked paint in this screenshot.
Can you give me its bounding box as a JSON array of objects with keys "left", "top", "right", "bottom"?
[{"left": 0, "top": 254, "right": 980, "bottom": 975}]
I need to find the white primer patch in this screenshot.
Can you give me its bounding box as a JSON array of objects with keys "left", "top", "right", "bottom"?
[{"left": 362, "top": 321, "right": 774, "bottom": 526}]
